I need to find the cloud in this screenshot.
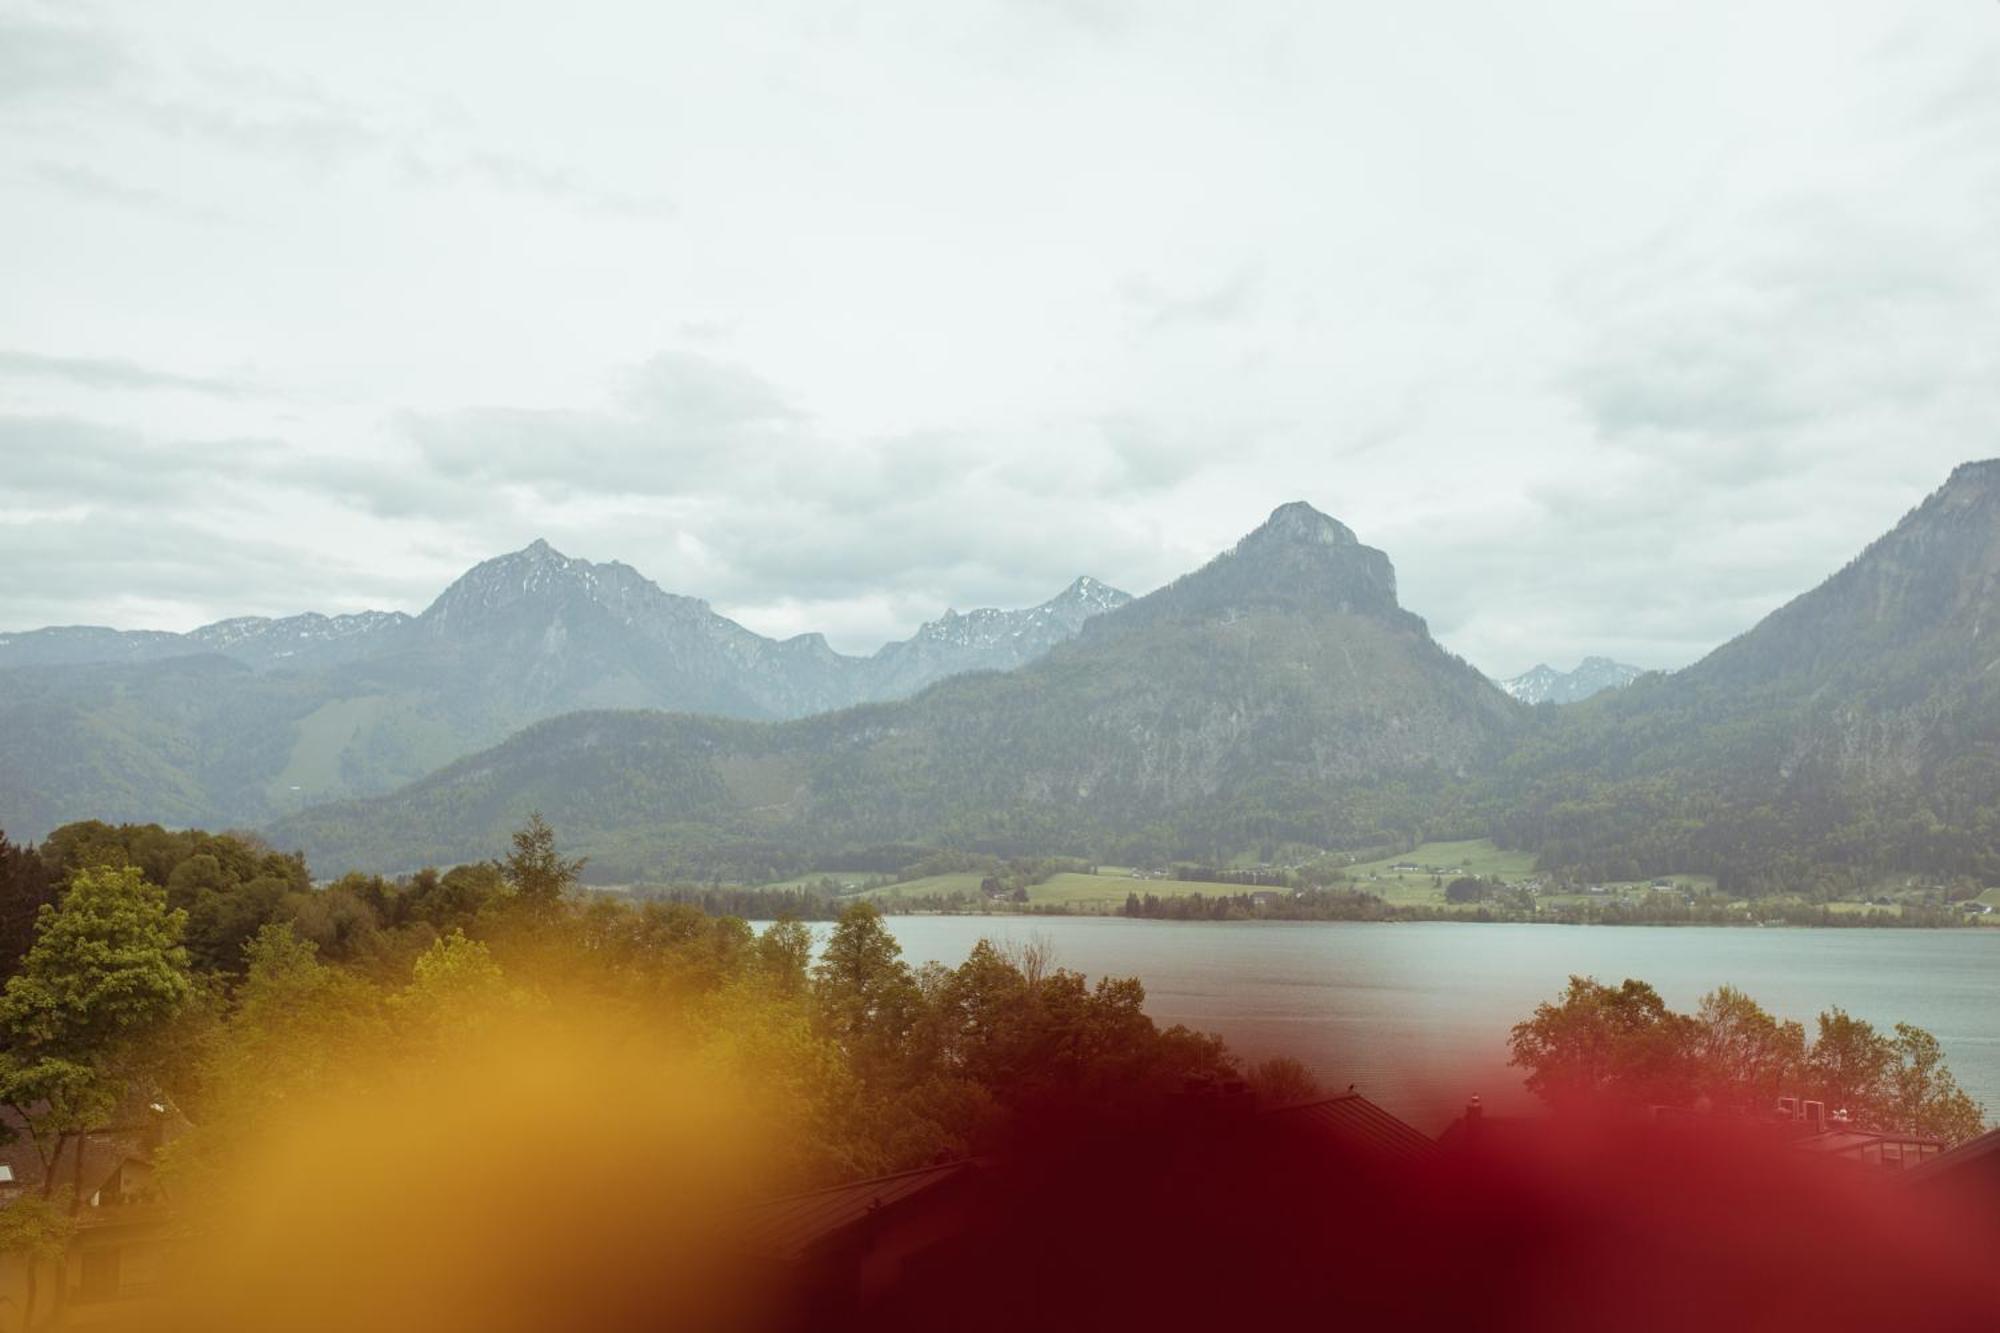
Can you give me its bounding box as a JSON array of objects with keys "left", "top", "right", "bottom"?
[
  {"left": 396, "top": 149, "right": 677, "bottom": 220},
  {"left": 25, "top": 160, "right": 191, "bottom": 216},
  {"left": 0, "top": 350, "right": 251, "bottom": 397},
  {"left": 0, "top": 511, "right": 406, "bottom": 631},
  {"left": 0, "top": 15, "right": 129, "bottom": 107},
  {"left": 1119, "top": 263, "right": 1263, "bottom": 331}
]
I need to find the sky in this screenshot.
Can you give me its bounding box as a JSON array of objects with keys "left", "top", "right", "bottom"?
[{"left": 2, "top": 0, "right": 1996, "bottom": 678}]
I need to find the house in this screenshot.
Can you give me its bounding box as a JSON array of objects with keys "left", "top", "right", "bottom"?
[
  {"left": 1263, "top": 1091, "right": 1439, "bottom": 1164},
  {"left": 741, "top": 1159, "right": 982, "bottom": 1321},
  {"left": 0, "top": 1101, "right": 185, "bottom": 1329},
  {"left": 743, "top": 1090, "right": 1436, "bottom": 1324},
  {"left": 1904, "top": 1124, "right": 2000, "bottom": 1232}
]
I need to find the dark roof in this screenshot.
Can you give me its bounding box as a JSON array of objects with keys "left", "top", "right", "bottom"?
[
  {"left": 1905, "top": 1125, "right": 2000, "bottom": 1184},
  {"left": 0, "top": 1101, "right": 182, "bottom": 1208},
  {"left": 1793, "top": 1129, "right": 1942, "bottom": 1157},
  {"left": 740, "top": 1160, "right": 977, "bottom": 1261},
  {"left": 1264, "top": 1093, "right": 1438, "bottom": 1163}
]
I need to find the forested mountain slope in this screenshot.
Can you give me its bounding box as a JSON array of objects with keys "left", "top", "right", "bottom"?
[
  {"left": 1495, "top": 459, "right": 2000, "bottom": 888},
  {"left": 273, "top": 503, "right": 1525, "bottom": 879},
  {"left": 0, "top": 543, "right": 1125, "bottom": 838}
]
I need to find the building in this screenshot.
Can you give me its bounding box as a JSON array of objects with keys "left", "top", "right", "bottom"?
[
  {"left": 744, "top": 1090, "right": 1435, "bottom": 1323},
  {"left": 0, "top": 1103, "right": 184, "bottom": 1329}
]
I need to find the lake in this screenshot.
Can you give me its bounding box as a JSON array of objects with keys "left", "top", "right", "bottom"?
[{"left": 860, "top": 917, "right": 2000, "bottom": 1134}]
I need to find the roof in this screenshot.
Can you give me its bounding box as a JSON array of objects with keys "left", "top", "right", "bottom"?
[
  {"left": 1264, "top": 1093, "right": 1438, "bottom": 1163},
  {"left": 0, "top": 1101, "right": 182, "bottom": 1211},
  {"left": 740, "top": 1159, "right": 977, "bottom": 1261},
  {"left": 1794, "top": 1129, "right": 1941, "bottom": 1157},
  {"left": 1905, "top": 1125, "right": 2000, "bottom": 1185}
]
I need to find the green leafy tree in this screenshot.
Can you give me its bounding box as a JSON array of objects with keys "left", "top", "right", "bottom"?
[
  {"left": 1805, "top": 1008, "right": 1896, "bottom": 1122},
  {"left": 812, "top": 902, "right": 920, "bottom": 1079},
  {"left": 395, "top": 930, "right": 524, "bottom": 1049},
  {"left": 1885, "top": 1023, "right": 1985, "bottom": 1144},
  {"left": 1691, "top": 985, "right": 1805, "bottom": 1113},
  {"left": 1513, "top": 979, "right": 1987, "bottom": 1145},
  {"left": 756, "top": 918, "right": 815, "bottom": 998},
  {"left": 1508, "top": 976, "right": 1699, "bottom": 1108},
  {"left": 1444, "top": 876, "right": 1487, "bottom": 904},
  {"left": 0, "top": 864, "right": 192, "bottom": 1325}
]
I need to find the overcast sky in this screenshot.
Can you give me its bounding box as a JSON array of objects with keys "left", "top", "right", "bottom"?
[{"left": 3, "top": 0, "right": 1996, "bottom": 677}]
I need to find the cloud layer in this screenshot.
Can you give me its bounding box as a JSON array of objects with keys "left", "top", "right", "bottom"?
[{"left": 2, "top": 1, "right": 1996, "bottom": 673}]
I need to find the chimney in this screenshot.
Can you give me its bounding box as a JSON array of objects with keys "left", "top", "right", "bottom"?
[
  {"left": 1801, "top": 1099, "right": 1827, "bottom": 1134},
  {"left": 1465, "top": 1095, "right": 1484, "bottom": 1124}
]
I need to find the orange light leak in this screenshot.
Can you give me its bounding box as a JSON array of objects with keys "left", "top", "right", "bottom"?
[{"left": 143, "top": 1011, "right": 784, "bottom": 1333}]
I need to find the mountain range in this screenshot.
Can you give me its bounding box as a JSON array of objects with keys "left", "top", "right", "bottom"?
[
  {"left": 1497, "top": 658, "right": 1646, "bottom": 706},
  {"left": 12, "top": 461, "right": 2000, "bottom": 892},
  {"left": 0, "top": 545, "right": 1129, "bottom": 839},
  {"left": 270, "top": 501, "right": 1521, "bottom": 880}
]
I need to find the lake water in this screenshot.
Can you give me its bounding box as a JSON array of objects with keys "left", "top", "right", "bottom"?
[{"left": 859, "top": 918, "right": 2000, "bottom": 1134}]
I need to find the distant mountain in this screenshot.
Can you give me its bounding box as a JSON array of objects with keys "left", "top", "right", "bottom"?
[
  {"left": 0, "top": 611, "right": 411, "bottom": 671},
  {"left": 1498, "top": 657, "right": 1645, "bottom": 705},
  {"left": 867, "top": 576, "right": 1130, "bottom": 698},
  {"left": 0, "top": 544, "right": 1127, "bottom": 839},
  {"left": 272, "top": 502, "right": 1524, "bottom": 880},
  {"left": 1497, "top": 459, "right": 2000, "bottom": 887}
]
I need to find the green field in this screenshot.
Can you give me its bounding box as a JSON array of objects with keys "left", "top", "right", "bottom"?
[
  {"left": 860, "top": 873, "right": 990, "bottom": 902},
  {"left": 756, "top": 871, "right": 879, "bottom": 893},
  {"left": 1026, "top": 871, "right": 1264, "bottom": 908},
  {"left": 755, "top": 867, "right": 1275, "bottom": 911},
  {"left": 1347, "top": 839, "right": 1539, "bottom": 882},
  {"left": 1344, "top": 839, "right": 1536, "bottom": 905}
]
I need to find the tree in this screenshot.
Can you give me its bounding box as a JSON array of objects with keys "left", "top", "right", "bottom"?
[
  {"left": 1692, "top": 985, "right": 1805, "bottom": 1113},
  {"left": 1445, "top": 876, "right": 1487, "bottom": 904},
  {"left": 0, "top": 864, "right": 192, "bottom": 1326},
  {"left": 1512, "top": 979, "right": 1987, "bottom": 1145},
  {"left": 396, "top": 930, "right": 521, "bottom": 1048},
  {"left": 756, "top": 918, "right": 814, "bottom": 997},
  {"left": 503, "top": 814, "right": 587, "bottom": 912},
  {"left": 812, "top": 902, "right": 920, "bottom": 1078},
  {"left": 1886, "top": 1023, "right": 1985, "bottom": 1144},
  {"left": 0, "top": 832, "right": 53, "bottom": 981},
  {"left": 1508, "top": 976, "right": 1699, "bottom": 1108},
  {"left": 1805, "top": 1008, "right": 1895, "bottom": 1123},
  {"left": 1248, "top": 1056, "right": 1322, "bottom": 1106}
]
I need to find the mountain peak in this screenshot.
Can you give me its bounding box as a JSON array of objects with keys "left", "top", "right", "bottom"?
[
  {"left": 1499, "top": 657, "right": 1643, "bottom": 705},
  {"left": 1247, "top": 501, "right": 1359, "bottom": 550},
  {"left": 1087, "top": 501, "right": 1408, "bottom": 637},
  {"left": 1048, "top": 575, "right": 1131, "bottom": 614}
]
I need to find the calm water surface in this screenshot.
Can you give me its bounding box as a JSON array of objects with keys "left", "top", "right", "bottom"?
[{"left": 860, "top": 918, "right": 2000, "bottom": 1133}]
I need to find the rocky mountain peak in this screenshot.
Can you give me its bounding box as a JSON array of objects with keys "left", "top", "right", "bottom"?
[
  {"left": 1051, "top": 575, "right": 1129, "bottom": 614},
  {"left": 1244, "top": 501, "right": 1360, "bottom": 551},
  {"left": 420, "top": 539, "right": 645, "bottom": 629}
]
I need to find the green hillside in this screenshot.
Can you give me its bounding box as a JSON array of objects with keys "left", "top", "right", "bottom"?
[{"left": 270, "top": 504, "right": 1523, "bottom": 880}]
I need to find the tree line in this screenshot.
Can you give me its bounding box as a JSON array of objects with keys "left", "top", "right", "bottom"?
[{"left": 1509, "top": 976, "right": 1985, "bottom": 1143}]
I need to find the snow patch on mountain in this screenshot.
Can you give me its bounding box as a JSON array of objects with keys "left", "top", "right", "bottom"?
[{"left": 1499, "top": 656, "right": 1645, "bottom": 705}]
